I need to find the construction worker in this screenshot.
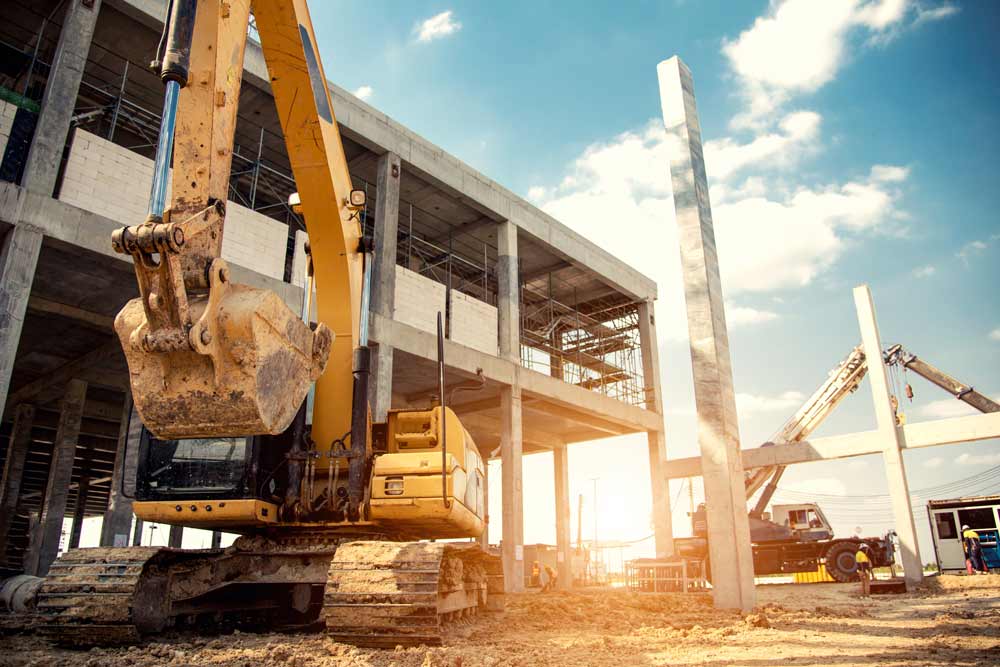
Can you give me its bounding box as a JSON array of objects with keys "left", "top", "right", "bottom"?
[
  {"left": 856, "top": 543, "right": 873, "bottom": 597},
  {"left": 962, "top": 525, "right": 988, "bottom": 574},
  {"left": 542, "top": 564, "right": 558, "bottom": 592},
  {"left": 530, "top": 561, "right": 541, "bottom": 588}
]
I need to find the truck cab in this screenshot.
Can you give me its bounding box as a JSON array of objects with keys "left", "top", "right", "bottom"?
[{"left": 770, "top": 503, "right": 834, "bottom": 541}]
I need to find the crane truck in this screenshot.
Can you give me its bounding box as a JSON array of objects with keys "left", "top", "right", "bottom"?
[
  {"left": 678, "top": 344, "right": 999, "bottom": 582},
  {"left": 9, "top": 0, "right": 502, "bottom": 647}
]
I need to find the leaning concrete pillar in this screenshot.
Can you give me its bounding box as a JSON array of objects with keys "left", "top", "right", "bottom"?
[
  {"left": 21, "top": 0, "right": 102, "bottom": 195},
  {"left": 24, "top": 379, "right": 87, "bottom": 576},
  {"left": 658, "top": 56, "right": 755, "bottom": 611},
  {"left": 854, "top": 285, "right": 923, "bottom": 586},
  {"left": 0, "top": 226, "right": 44, "bottom": 415},
  {"left": 168, "top": 525, "right": 183, "bottom": 548},
  {"left": 500, "top": 384, "right": 524, "bottom": 592},
  {"left": 553, "top": 446, "right": 572, "bottom": 590},
  {"left": 496, "top": 221, "right": 519, "bottom": 361},
  {"left": 638, "top": 299, "right": 674, "bottom": 558},
  {"left": 100, "top": 395, "right": 139, "bottom": 547},
  {"left": 368, "top": 152, "right": 401, "bottom": 422},
  {"left": 0, "top": 404, "right": 35, "bottom": 551}
]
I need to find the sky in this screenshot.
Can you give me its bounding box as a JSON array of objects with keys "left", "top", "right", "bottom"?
[{"left": 77, "top": 1, "right": 1000, "bottom": 565}]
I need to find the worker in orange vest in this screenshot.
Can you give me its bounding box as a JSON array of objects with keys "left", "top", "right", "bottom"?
[{"left": 855, "top": 543, "right": 873, "bottom": 597}]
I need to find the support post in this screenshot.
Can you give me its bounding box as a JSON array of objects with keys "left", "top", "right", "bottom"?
[
  {"left": 0, "top": 226, "right": 44, "bottom": 414},
  {"left": 68, "top": 472, "right": 90, "bottom": 549},
  {"left": 500, "top": 384, "right": 524, "bottom": 592},
  {"left": 211, "top": 531, "right": 222, "bottom": 549},
  {"left": 854, "top": 285, "right": 923, "bottom": 586},
  {"left": 100, "top": 394, "right": 139, "bottom": 547},
  {"left": 477, "top": 448, "right": 490, "bottom": 550},
  {"left": 21, "top": 0, "right": 103, "bottom": 195},
  {"left": 553, "top": 446, "right": 572, "bottom": 590},
  {"left": 131, "top": 519, "right": 144, "bottom": 546},
  {"left": 24, "top": 379, "right": 87, "bottom": 576},
  {"left": 368, "top": 152, "right": 401, "bottom": 422},
  {"left": 496, "top": 221, "right": 519, "bottom": 361},
  {"left": 658, "top": 56, "right": 755, "bottom": 611},
  {"left": 0, "top": 404, "right": 35, "bottom": 552},
  {"left": 168, "top": 525, "right": 183, "bottom": 548},
  {"left": 638, "top": 299, "right": 674, "bottom": 558}
]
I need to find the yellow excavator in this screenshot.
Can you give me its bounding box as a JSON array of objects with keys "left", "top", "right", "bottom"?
[{"left": 22, "top": 0, "right": 502, "bottom": 647}]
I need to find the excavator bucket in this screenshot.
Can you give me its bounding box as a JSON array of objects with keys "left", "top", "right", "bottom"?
[{"left": 116, "top": 274, "right": 331, "bottom": 439}]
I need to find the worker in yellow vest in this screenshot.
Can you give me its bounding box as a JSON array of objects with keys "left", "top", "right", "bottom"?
[
  {"left": 963, "top": 525, "right": 988, "bottom": 574},
  {"left": 855, "top": 543, "right": 873, "bottom": 597}
]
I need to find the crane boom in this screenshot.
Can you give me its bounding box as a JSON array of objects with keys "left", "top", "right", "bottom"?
[{"left": 884, "top": 344, "right": 1000, "bottom": 414}]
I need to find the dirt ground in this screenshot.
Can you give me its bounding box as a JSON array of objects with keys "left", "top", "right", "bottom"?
[{"left": 1, "top": 574, "right": 998, "bottom": 667}]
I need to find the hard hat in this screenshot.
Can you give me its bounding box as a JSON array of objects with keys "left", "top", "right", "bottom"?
[{"left": 962, "top": 525, "right": 970, "bottom": 530}]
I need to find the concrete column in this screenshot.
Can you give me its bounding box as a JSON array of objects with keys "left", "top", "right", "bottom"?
[
  {"left": 0, "top": 226, "right": 44, "bottom": 414},
  {"left": 168, "top": 525, "right": 183, "bottom": 548},
  {"left": 638, "top": 299, "right": 674, "bottom": 558},
  {"left": 211, "top": 531, "right": 222, "bottom": 549},
  {"left": 553, "top": 446, "right": 572, "bottom": 590},
  {"left": 131, "top": 518, "right": 144, "bottom": 546},
  {"left": 21, "top": 0, "right": 103, "bottom": 195},
  {"left": 368, "top": 152, "right": 401, "bottom": 422},
  {"left": 658, "top": 56, "right": 755, "bottom": 611},
  {"left": 854, "top": 285, "right": 922, "bottom": 586},
  {"left": 477, "top": 460, "right": 489, "bottom": 550},
  {"left": 24, "top": 378, "right": 87, "bottom": 576},
  {"left": 100, "top": 395, "right": 139, "bottom": 547},
  {"left": 0, "top": 404, "right": 34, "bottom": 551},
  {"left": 496, "top": 221, "right": 519, "bottom": 361},
  {"left": 68, "top": 473, "right": 90, "bottom": 549},
  {"left": 500, "top": 383, "right": 524, "bottom": 592}
]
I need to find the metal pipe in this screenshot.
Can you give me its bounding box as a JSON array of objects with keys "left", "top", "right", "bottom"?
[
  {"left": 146, "top": 79, "right": 180, "bottom": 219},
  {"left": 249, "top": 126, "right": 264, "bottom": 208},
  {"left": 359, "top": 251, "right": 373, "bottom": 346},
  {"left": 108, "top": 60, "right": 129, "bottom": 142},
  {"left": 437, "top": 312, "right": 450, "bottom": 508}
]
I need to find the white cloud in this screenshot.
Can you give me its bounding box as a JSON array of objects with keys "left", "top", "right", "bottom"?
[
  {"left": 918, "top": 394, "right": 999, "bottom": 419},
  {"left": 722, "top": 1, "right": 957, "bottom": 127},
  {"left": 727, "top": 305, "right": 779, "bottom": 327},
  {"left": 956, "top": 452, "right": 1000, "bottom": 466},
  {"left": 956, "top": 239, "right": 988, "bottom": 265},
  {"left": 526, "top": 186, "right": 547, "bottom": 202},
  {"left": 704, "top": 111, "right": 822, "bottom": 182},
  {"left": 736, "top": 391, "right": 805, "bottom": 416},
  {"left": 870, "top": 164, "right": 909, "bottom": 182},
  {"left": 414, "top": 10, "right": 461, "bottom": 43},
  {"left": 353, "top": 85, "right": 373, "bottom": 101},
  {"left": 990, "top": 328, "right": 1000, "bottom": 342},
  {"left": 923, "top": 456, "right": 944, "bottom": 469},
  {"left": 911, "top": 265, "right": 935, "bottom": 278}
]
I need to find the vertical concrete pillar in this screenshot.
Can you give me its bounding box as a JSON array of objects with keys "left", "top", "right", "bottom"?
[
  {"left": 0, "top": 404, "right": 35, "bottom": 551},
  {"left": 211, "top": 531, "right": 222, "bottom": 549},
  {"left": 553, "top": 446, "right": 572, "bottom": 590},
  {"left": 21, "top": 0, "right": 103, "bottom": 195},
  {"left": 24, "top": 378, "right": 87, "bottom": 576},
  {"left": 0, "top": 226, "right": 44, "bottom": 414},
  {"left": 854, "top": 285, "right": 923, "bottom": 586},
  {"left": 369, "top": 152, "right": 401, "bottom": 422},
  {"left": 100, "top": 395, "right": 139, "bottom": 547},
  {"left": 68, "top": 473, "right": 90, "bottom": 549},
  {"left": 496, "top": 221, "right": 519, "bottom": 361},
  {"left": 638, "top": 299, "right": 674, "bottom": 558},
  {"left": 500, "top": 384, "right": 524, "bottom": 592},
  {"left": 658, "top": 56, "right": 755, "bottom": 611},
  {"left": 131, "top": 519, "right": 144, "bottom": 546},
  {"left": 168, "top": 525, "right": 183, "bottom": 548},
  {"left": 477, "top": 456, "right": 490, "bottom": 549}
]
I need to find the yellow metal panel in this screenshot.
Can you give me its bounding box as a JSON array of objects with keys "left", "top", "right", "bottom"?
[
  {"left": 253, "top": 0, "right": 363, "bottom": 453},
  {"left": 133, "top": 499, "right": 278, "bottom": 530},
  {"left": 373, "top": 452, "right": 460, "bottom": 476},
  {"left": 370, "top": 497, "right": 483, "bottom": 538}
]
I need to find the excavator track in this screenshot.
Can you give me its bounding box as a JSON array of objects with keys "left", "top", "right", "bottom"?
[
  {"left": 32, "top": 547, "right": 170, "bottom": 646},
  {"left": 323, "top": 541, "right": 503, "bottom": 647}
]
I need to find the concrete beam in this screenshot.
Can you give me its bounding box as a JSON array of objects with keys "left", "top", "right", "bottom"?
[
  {"left": 0, "top": 404, "right": 35, "bottom": 551},
  {"left": 855, "top": 285, "right": 922, "bottom": 586},
  {"left": 659, "top": 56, "right": 754, "bottom": 611},
  {"left": 6, "top": 340, "right": 121, "bottom": 409},
  {"left": 500, "top": 383, "right": 524, "bottom": 592},
  {"left": 369, "top": 152, "right": 401, "bottom": 422},
  {"left": 0, "top": 225, "right": 43, "bottom": 415},
  {"left": 22, "top": 0, "right": 102, "bottom": 195},
  {"left": 0, "top": 182, "right": 304, "bottom": 310},
  {"left": 27, "top": 296, "right": 115, "bottom": 330},
  {"left": 553, "top": 446, "right": 572, "bottom": 590},
  {"left": 100, "top": 394, "right": 138, "bottom": 547},
  {"left": 24, "top": 378, "right": 87, "bottom": 576}
]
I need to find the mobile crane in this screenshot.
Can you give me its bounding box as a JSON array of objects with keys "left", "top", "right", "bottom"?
[
  {"left": 18, "top": 0, "right": 502, "bottom": 647},
  {"left": 679, "top": 343, "right": 998, "bottom": 582}
]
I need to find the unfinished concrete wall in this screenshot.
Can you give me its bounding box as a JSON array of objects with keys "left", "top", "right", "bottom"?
[
  {"left": 0, "top": 100, "right": 15, "bottom": 159},
  {"left": 57, "top": 129, "right": 287, "bottom": 279},
  {"left": 450, "top": 290, "right": 498, "bottom": 355},
  {"left": 393, "top": 266, "right": 447, "bottom": 335}
]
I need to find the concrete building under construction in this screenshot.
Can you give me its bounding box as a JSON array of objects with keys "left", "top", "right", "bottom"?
[{"left": 0, "top": 0, "right": 671, "bottom": 591}]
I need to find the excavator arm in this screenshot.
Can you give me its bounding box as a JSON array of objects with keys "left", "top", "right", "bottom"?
[{"left": 110, "top": 1, "right": 367, "bottom": 467}]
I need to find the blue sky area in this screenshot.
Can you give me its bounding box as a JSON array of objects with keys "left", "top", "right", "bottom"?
[{"left": 85, "top": 2, "right": 1000, "bottom": 563}]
